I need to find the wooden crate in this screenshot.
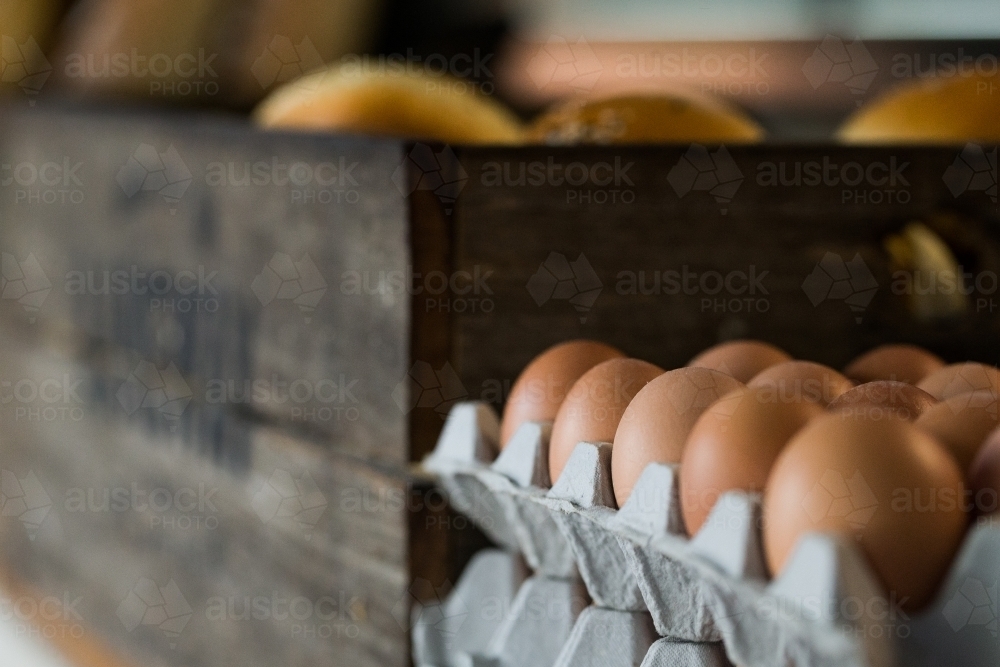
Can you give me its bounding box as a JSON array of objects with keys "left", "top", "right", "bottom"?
[{"left": 0, "top": 103, "right": 997, "bottom": 666}]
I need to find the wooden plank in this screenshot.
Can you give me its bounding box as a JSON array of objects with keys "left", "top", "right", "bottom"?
[
  {"left": 0, "top": 104, "right": 414, "bottom": 467},
  {"left": 0, "top": 316, "right": 450, "bottom": 667}
]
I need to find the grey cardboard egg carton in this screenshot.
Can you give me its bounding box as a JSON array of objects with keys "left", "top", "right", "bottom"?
[
  {"left": 419, "top": 401, "right": 1000, "bottom": 667},
  {"left": 419, "top": 403, "right": 589, "bottom": 667},
  {"left": 419, "top": 402, "right": 729, "bottom": 667}
]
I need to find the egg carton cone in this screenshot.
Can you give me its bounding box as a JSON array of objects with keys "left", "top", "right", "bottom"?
[
  {"left": 470, "top": 574, "right": 588, "bottom": 667},
  {"left": 551, "top": 607, "right": 658, "bottom": 667},
  {"left": 609, "top": 459, "right": 755, "bottom": 642},
  {"left": 423, "top": 402, "right": 520, "bottom": 551},
  {"left": 640, "top": 639, "right": 732, "bottom": 667},
  {"left": 536, "top": 438, "right": 647, "bottom": 611},
  {"left": 483, "top": 419, "right": 578, "bottom": 577},
  {"left": 423, "top": 402, "right": 578, "bottom": 575},
  {"left": 413, "top": 548, "right": 529, "bottom": 667}
]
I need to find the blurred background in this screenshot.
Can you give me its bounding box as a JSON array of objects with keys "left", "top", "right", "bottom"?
[{"left": 3, "top": 0, "right": 1000, "bottom": 139}]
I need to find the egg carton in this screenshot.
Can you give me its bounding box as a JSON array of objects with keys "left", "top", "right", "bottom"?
[
  {"left": 419, "top": 404, "right": 585, "bottom": 667},
  {"left": 421, "top": 403, "right": 730, "bottom": 667},
  {"left": 422, "top": 401, "right": 1000, "bottom": 667},
  {"left": 422, "top": 403, "right": 520, "bottom": 552},
  {"left": 412, "top": 549, "right": 585, "bottom": 667},
  {"left": 411, "top": 548, "right": 529, "bottom": 665}
]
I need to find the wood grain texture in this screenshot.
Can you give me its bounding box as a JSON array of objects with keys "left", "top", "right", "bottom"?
[
  {"left": 445, "top": 144, "right": 1000, "bottom": 413},
  {"left": 0, "top": 104, "right": 413, "bottom": 467},
  {"left": 0, "top": 316, "right": 430, "bottom": 667}
]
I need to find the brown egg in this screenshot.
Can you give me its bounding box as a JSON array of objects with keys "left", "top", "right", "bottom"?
[
  {"left": 748, "top": 361, "right": 854, "bottom": 406},
  {"left": 549, "top": 358, "right": 665, "bottom": 483},
  {"left": 917, "top": 362, "right": 1000, "bottom": 400},
  {"left": 686, "top": 340, "right": 791, "bottom": 383},
  {"left": 968, "top": 426, "right": 1000, "bottom": 516},
  {"left": 611, "top": 368, "right": 744, "bottom": 506},
  {"left": 500, "top": 340, "right": 625, "bottom": 446},
  {"left": 843, "top": 344, "right": 944, "bottom": 384},
  {"left": 681, "top": 386, "right": 824, "bottom": 535},
  {"left": 828, "top": 381, "right": 936, "bottom": 421},
  {"left": 914, "top": 391, "right": 1000, "bottom": 470},
  {"left": 764, "top": 414, "right": 967, "bottom": 611}
]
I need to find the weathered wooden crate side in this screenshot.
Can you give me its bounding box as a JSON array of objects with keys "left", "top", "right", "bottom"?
[{"left": 0, "top": 105, "right": 413, "bottom": 467}]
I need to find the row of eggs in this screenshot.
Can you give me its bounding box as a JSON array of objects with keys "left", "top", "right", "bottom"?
[{"left": 498, "top": 340, "right": 1000, "bottom": 612}]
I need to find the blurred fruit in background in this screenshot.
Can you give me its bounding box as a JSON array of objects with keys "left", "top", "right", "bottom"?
[
  {"left": 528, "top": 91, "right": 764, "bottom": 144},
  {"left": 51, "top": 0, "right": 383, "bottom": 107},
  {"left": 255, "top": 68, "right": 525, "bottom": 143},
  {"left": 3, "top": 0, "right": 512, "bottom": 112},
  {"left": 0, "top": 0, "right": 997, "bottom": 141},
  {"left": 839, "top": 72, "right": 1000, "bottom": 144}
]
